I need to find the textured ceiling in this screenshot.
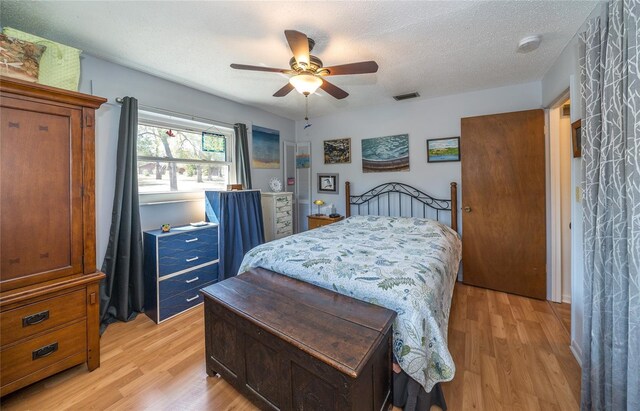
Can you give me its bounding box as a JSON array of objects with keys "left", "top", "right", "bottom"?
[{"left": 0, "top": 1, "right": 598, "bottom": 120}]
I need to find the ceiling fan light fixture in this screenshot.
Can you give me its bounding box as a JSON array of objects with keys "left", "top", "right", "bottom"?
[{"left": 289, "top": 73, "right": 323, "bottom": 95}]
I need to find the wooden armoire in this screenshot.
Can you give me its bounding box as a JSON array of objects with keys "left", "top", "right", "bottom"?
[{"left": 0, "top": 76, "right": 107, "bottom": 396}]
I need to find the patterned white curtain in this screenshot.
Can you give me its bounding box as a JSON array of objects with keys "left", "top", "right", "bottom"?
[{"left": 580, "top": 1, "right": 639, "bottom": 410}]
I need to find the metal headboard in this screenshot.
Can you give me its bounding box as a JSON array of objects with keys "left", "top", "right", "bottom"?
[{"left": 345, "top": 181, "right": 458, "bottom": 232}]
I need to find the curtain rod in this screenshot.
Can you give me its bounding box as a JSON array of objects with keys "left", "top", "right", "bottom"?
[{"left": 115, "top": 97, "right": 236, "bottom": 128}]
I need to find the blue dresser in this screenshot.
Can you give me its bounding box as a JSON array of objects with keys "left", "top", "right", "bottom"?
[{"left": 143, "top": 223, "right": 219, "bottom": 323}]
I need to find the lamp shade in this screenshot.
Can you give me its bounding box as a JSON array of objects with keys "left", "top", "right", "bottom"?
[
  {"left": 289, "top": 74, "right": 323, "bottom": 95},
  {"left": 313, "top": 200, "right": 325, "bottom": 206}
]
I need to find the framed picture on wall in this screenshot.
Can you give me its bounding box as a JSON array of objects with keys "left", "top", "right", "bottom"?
[
  {"left": 317, "top": 173, "right": 339, "bottom": 194},
  {"left": 571, "top": 119, "right": 582, "bottom": 158},
  {"left": 251, "top": 125, "right": 280, "bottom": 169},
  {"left": 427, "top": 137, "right": 460, "bottom": 162},
  {"left": 361, "top": 134, "right": 410, "bottom": 173},
  {"left": 324, "top": 138, "right": 351, "bottom": 164}
]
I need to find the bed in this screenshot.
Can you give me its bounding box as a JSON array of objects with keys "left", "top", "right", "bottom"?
[{"left": 239, "top": 181, "right": 461, "bottom": 410}]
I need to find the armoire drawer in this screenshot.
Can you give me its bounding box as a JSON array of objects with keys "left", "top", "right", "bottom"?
[
  {"left": 0, "top": 289, "right": 86, "bottom": 346},
  {"left": 1, "top": 320, "right": 87, "bottom": 384},
  {"left": 159, "top": 263, "right": 218, "bottom": 301}
]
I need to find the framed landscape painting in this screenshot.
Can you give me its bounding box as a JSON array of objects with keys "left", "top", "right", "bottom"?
[
  {"left": 324, "top": 138, "right": 351, "bottom": 164},
  {"left": 252, "top": 125, "right": 280, "bottom": 169},
  {"left": 427, "top": 137, "right": 460, "bottom": 162},
  {"left": 361, "top": 134, "right": 410, "bottom": 173}
]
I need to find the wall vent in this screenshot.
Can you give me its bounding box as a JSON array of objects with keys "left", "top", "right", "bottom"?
[
  {"left": 562, "top": 104, "right": 571, "bottom": 117},
  {"left": 393, "top": 92, "right": 420, "bottom": 101}
]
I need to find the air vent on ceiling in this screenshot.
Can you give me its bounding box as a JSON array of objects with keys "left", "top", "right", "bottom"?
[{"left": 393, "top": 92, "right": 420, "bottom": 101}]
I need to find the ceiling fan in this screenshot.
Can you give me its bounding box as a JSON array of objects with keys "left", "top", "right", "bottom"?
[{"left": 230, "top": 30, "right": 378, "bottom": 100}]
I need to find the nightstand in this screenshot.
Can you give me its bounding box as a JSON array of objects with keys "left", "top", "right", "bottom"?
[{"left": 307, "top": 215, "right": 344, "bottom": 230}]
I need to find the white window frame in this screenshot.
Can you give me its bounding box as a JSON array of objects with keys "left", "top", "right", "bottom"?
[{"left": 137, "top": 110, "right": 236, "bottom": 204}]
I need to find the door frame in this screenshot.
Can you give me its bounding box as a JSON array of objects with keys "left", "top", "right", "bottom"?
[
  {"left": 295, "top": 142, "right": 311, "bottom": 232},
  {"left": 546, "top": 90, "right": 571, "bottom": 303},
  {"left": 283, "top": 140, "right": 297, "bottom": 232}
]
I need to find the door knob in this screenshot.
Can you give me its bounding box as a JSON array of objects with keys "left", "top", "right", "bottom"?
[{"left": 464, "top": 206, "right": 472, "bottom": 213}]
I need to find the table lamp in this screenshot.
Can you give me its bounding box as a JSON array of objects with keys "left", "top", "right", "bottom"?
[{"left": 313, "top": 199, "right": 325, "bottom": 216}]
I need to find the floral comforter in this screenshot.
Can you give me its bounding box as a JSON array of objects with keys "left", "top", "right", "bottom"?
[{"left": 239, "top": 215, "right": 462, "bottom": 391}]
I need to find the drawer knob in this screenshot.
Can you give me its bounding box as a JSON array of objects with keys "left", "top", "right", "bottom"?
[
  {"left": 185, "top": 276, "right": 200, "bottom": 284},
  {"left": 186, "top": 295, "right": 199, "bottom": 302},
  {"left": 186, "top": 256, "right": 199, "bottom": 263},
  {"left": 32, "top": 342, "right": 58, "bottom": 360},
  {"left": 22, "top": 310, "right": 50, "bottom": 327},
  {"left": 185, "top": 238, "right": 199, "bottom": 243}
]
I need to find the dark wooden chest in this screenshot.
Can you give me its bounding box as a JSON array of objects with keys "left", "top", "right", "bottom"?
[{"left": 201, "top": 268, "right": 396, "bottom": 411}]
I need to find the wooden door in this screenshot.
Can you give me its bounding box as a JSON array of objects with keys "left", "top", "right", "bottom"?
[
  {"left": 0, "top": 97, "right": 84, "bottom": 291},
  {"left": 461, "top": 109, "right": 546, "bottom": 299}
]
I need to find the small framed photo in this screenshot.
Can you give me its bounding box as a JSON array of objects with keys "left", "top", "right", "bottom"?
[
  {"left": 571, "top": 119, "right": 582, "bottom": 158},
  {"left": 317, "top": 173, "right": 339, "bottom": 194},
  {"left": 427, "top": 137, "right": 460, "bottom": 163}
]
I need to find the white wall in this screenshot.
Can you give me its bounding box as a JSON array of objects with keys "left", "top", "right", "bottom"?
[
  {"left": 295, "top": 81, "right": 542, "bottom": 232},
  {"left": 78, "top": 54, "right": 295, "bottom": 269}
]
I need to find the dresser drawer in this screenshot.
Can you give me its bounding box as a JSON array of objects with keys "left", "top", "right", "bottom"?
[
  {"left": 275, "top": 195, "right": 291, "bottom": 205},
  {"left": 158, "top": 229, "right": 218, "bottom": 276},
  {"left": 275, "top": 203, "right": 291, "bottom": 213},
  {"left": 276, "top": 209, "right": 291, "bottom": 219},
  {"left": 159, "top": 281, "right": 216, "bottom": 321},
  {"left": 158, "top": 247, "right": 218, "bottom": 277},
  {"left": 159, "top": 264, "right": 218, "bottom": 301},
  {"left": 157, "top": 228, "right": 218, "bottom": 257},
  {"left": 1, "top": 320, "right": 86, "bottom": 384},
  {"left": 276, "top": 217, "right": 292, "bottom": 228},
  {"left": 0, "top": 290, "right": 85, "bottom": 346},
  {"left": 276, "top": 219, "right": 292, "bottom": 229},
  {"left": 276, "top": 229, "right": 293, "bottom": 237}
]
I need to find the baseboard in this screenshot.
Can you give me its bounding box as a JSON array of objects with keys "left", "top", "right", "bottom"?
[
  {"left": 570, "top": 340, "right": 583, "bottom": 367},
  {"left": 562, "top": 294, "right": 572, "bottom": 304}
]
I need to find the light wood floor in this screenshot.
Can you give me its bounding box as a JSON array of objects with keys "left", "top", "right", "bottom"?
[
  {"left": 0, "top": 283, "right": 580, "bottom": 411},
  {"left": 549, "top": 301, "right": 572, "bottom": 337}
]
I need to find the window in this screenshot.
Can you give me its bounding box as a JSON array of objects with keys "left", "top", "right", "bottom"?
[{"left": 136, "top": 111, "right": 234, "bottom": 196}]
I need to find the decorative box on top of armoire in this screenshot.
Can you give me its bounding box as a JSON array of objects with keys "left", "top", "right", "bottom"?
[{"left": 0, "top": 76, "right": 106, "bottom": 396}]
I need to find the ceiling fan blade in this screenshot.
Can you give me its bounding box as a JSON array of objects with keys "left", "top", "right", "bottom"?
[
  {"left": 284, "top": 30, "right": 310, "bottom": 67},
  {"left": 323, "top": 61, "right": 379, "bottom": 76},
  {"left": 319, "top": 79, "right": 349, "bottom": 99},
  {"left": 273, "top": 83, "right": 295, "bottom": 97},
  {"left": 230, "top": 63, "right": 293, "bottom": 74}
]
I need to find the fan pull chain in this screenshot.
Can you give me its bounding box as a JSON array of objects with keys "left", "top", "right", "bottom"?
[
  {"left": 305, "top": 95, "right": 309, "bottom": 121},
  {"left": 304, "top": 95, "right": 312, "bottom": 129}
]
